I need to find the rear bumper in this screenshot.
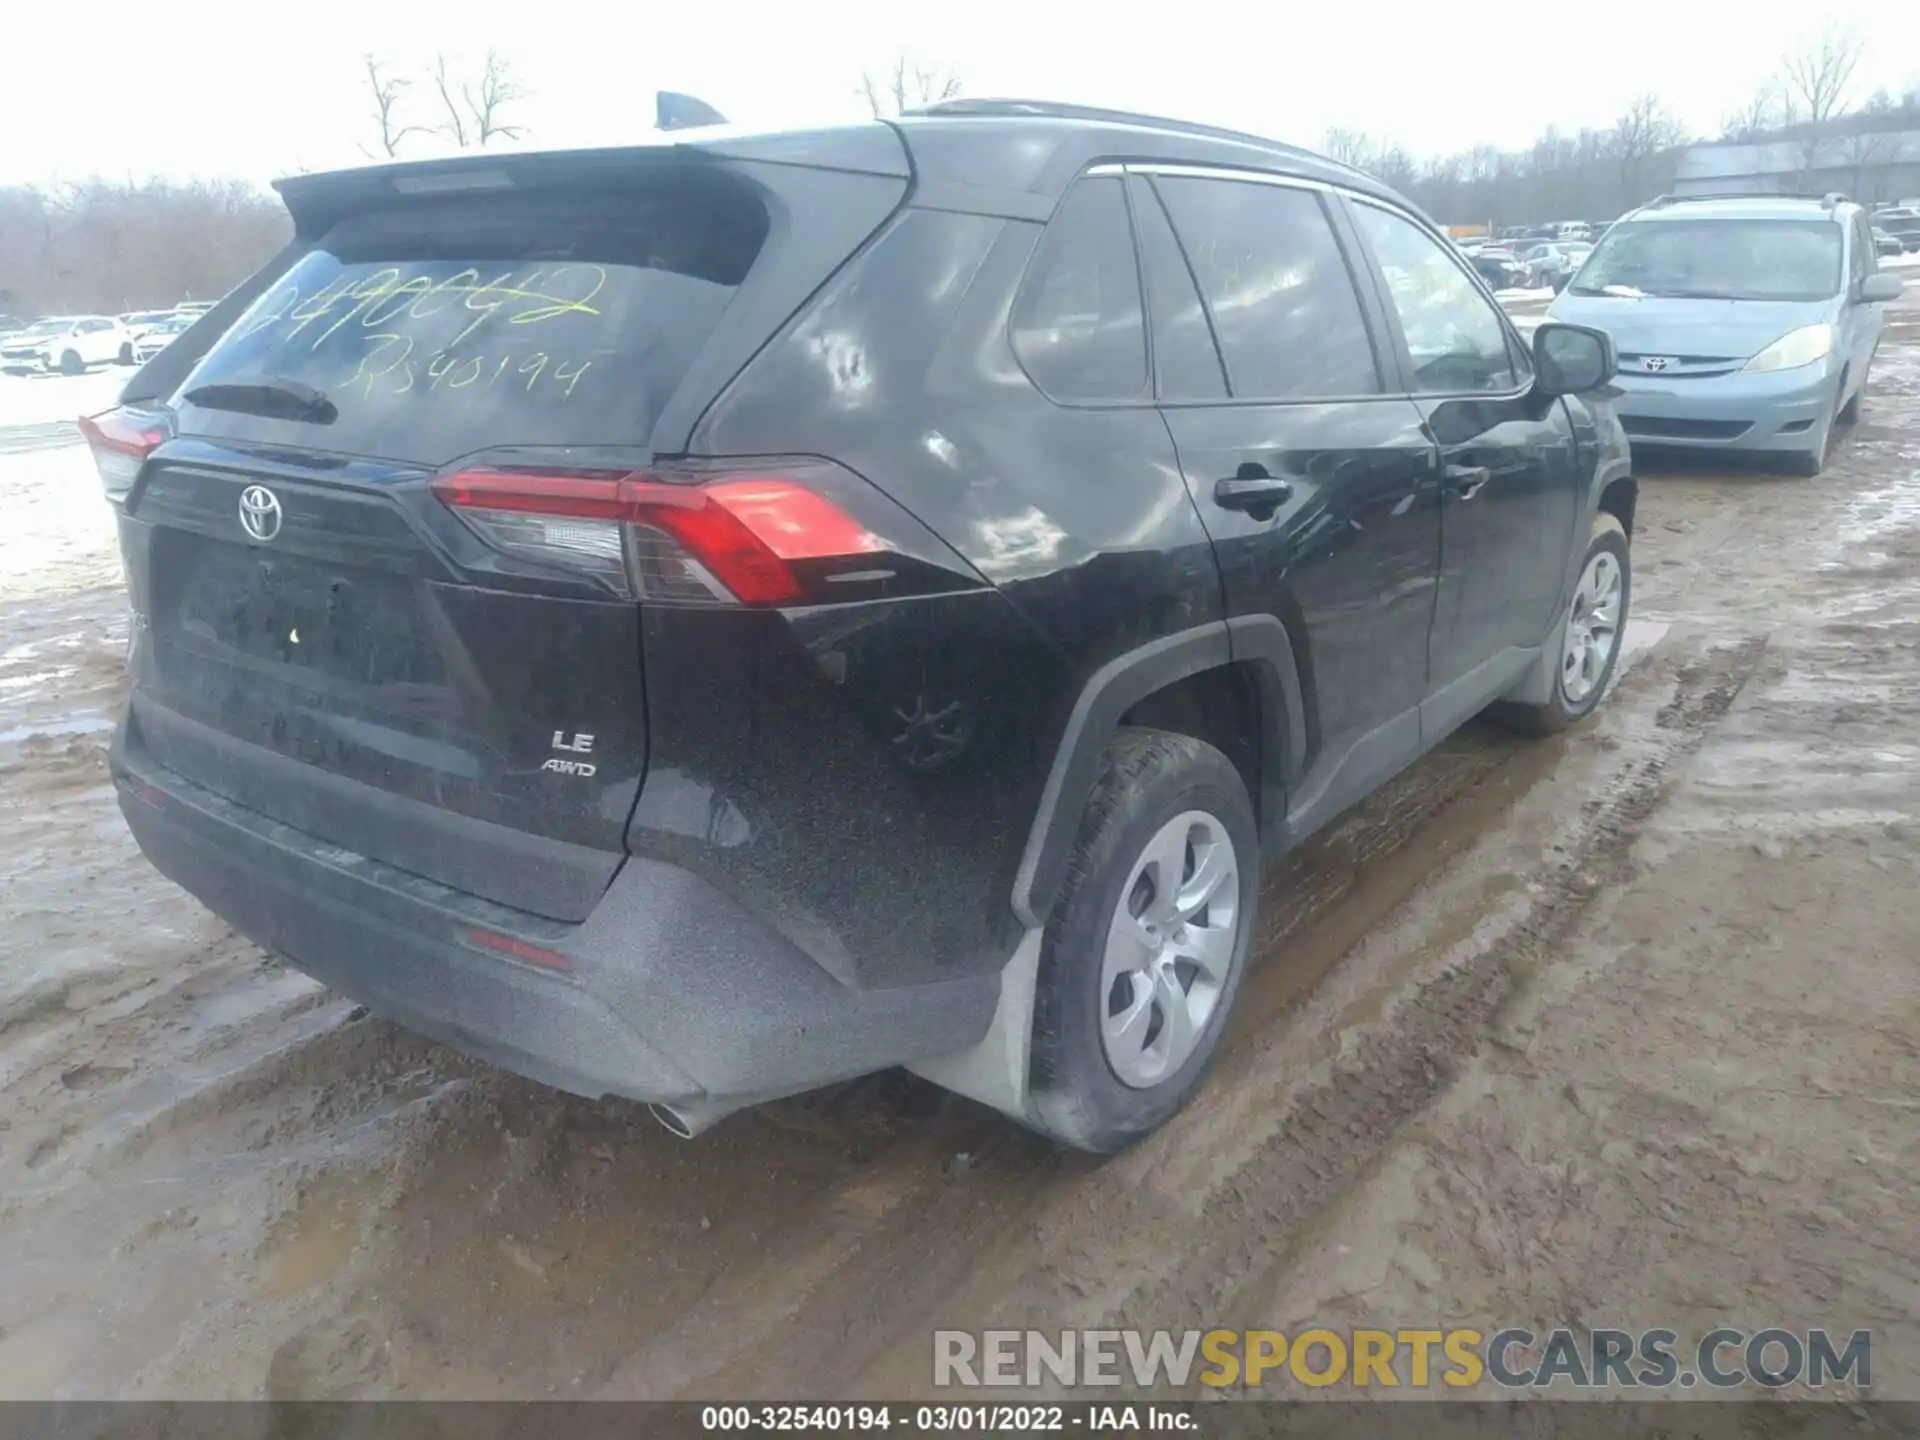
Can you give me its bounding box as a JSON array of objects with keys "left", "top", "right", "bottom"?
[
  {"left": 1610, "top": 361, "right": 1838, "bottom": 454},
  {"left": 113, "top": 721, "right": 999, "bottom": 1109}
]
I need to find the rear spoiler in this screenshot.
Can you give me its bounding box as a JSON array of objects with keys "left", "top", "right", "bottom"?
[{"left": 272, "top": 125, "right": 909, "bottom": 237}]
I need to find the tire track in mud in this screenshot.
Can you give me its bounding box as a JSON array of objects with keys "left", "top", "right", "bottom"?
[
  {"left": 835, "top": 635, "right": 1768, "bottom": 1398},
  {"left": 1114, "top": 636, "right": 1771, "bottom": 1346}
]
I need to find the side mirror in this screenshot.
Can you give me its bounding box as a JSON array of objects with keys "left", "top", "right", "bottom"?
[
  {"left": 1859, "top": 273, "right": 1904, "bottom": 304},
  {"left": 1533, "top": 321, "right": 1616, "bottom": 396}
]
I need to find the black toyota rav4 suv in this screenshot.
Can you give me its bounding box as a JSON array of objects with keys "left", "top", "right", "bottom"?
[{"left": 95, "top": 102, "right": 1635, "bottom": 1152}]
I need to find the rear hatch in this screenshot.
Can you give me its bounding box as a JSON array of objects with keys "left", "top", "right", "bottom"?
[{"left": 117, "top": 140, "right": 909, "bottom": 920}]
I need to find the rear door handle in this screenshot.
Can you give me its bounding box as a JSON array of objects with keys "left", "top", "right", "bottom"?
[
  {"left": 1444, "top": 464, "right": 1491, "bottom": 500},
  {"left": 1214, "top": 476, "right": 1295, "bottom": 514}
]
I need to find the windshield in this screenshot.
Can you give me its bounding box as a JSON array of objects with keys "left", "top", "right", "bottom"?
[
  {"left": 10, "top": 319, "right": 70, "bottom": 339},
  {"left": 1571, "top": 219, "right": 1842, "bottom": 301}
]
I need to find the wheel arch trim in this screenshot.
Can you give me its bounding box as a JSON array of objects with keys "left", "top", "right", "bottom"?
[{"left": 1011, "top": 618, "right": 1305, "bottom": 928}]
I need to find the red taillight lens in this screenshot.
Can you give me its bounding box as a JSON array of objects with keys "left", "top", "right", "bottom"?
[
  {"left": 79, "top": 408, "right": 167, "bottom": 502},
  {"left": 430, "top": 465, "right": 884, "bottom": 606},
  {"left": 465, "top": 927, "right": 572, "bottom": 972}
]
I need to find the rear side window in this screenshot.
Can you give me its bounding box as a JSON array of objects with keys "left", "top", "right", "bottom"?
[
  {"left": 175, "top": 176, "right": 768, "bottom": 464},
  {"left": 1352, "top": 202, "right": 1518, "bottom": 393},
  {"left": 1011, "top": 178, "right": 1148, "bottom": 403},
  {"left": 1132, "top": 178, "right": 1228, "bottom": 401},
  {"left": 1153, "top": 175, "right": 1380, "bottom": 400}
]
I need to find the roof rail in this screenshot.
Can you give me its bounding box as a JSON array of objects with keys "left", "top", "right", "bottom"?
[
  {"left": 1649, "top": 189, "right": 1844, "bottom": 208},
  {"left": 906, "top": 97, "right": 1345, "bottom": 169}
]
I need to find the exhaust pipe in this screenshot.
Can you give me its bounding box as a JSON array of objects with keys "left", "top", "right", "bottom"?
[{"left": 648, "top": 1097, "right": 744, "bottom": 1139}]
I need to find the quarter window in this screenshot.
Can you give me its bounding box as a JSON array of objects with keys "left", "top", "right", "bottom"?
[
  {"left": 1352, "top": 203, "right": 1519, "bottom": 394},
  {"left": 1153, "top": 176, "right": 1380, "bottom": 399},
  {"left": 1011, "top": 177, "right": 1148, "bottom": 403}
]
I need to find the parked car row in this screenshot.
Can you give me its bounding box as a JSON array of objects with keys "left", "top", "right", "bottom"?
[
  {"left": 0, "top": 301, "right": 214, "bottom": 375},
  {"left": 0, "top": 315, "right": 134, "bottom": 375},
  {"left": 1452, "top": 238, "right": 1593, "bottom": 292}
]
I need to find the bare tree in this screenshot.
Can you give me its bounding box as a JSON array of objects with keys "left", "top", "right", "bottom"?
[
  {"left": 859, "top": 53, "right": 961, "bottom": 118},
  {"left": 1721, "top": 81, "right": 1780, "bottom": 142},
  {"left": 465, "top": 50, "right": 528, "bottom": 145},
  {"left": 1320, "top": 127, "right": 1376, "bottom": 170},
  {"left": 362, "top": 56, "right": 427, "bottom": 159},
  {"left": 366, "top": 52, "right": 529, "bottom": 154},
  {"left": 1779, "top": 23, "right": 1863, "bottom": 131},
  {"left": 1608, "top": 94, "right": 1685, "bottom": 210},
  {"left": 1369, "top": 143, "right": 1419, "bottom": 192},
  {"left": 1, "top": 179, "right": 291, "bottom": 315},
  {"left": 431, "top": 54, "right": 470, "bottom": 147},
  {"left": 1840, "top": 128, "right": 1898, "bottom": 203}
]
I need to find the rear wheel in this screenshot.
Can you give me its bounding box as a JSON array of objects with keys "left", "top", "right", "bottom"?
[
  {"left": 1499, "top": 513, "right": 1630, "bottom": 735},
  {"left": 116, "top": 341, "right": 134, "bottom": 365},
  {"left": 1028, "top": 728, "right": 1258, "bottom": 1153}
]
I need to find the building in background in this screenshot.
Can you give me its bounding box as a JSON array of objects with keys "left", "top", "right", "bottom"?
[{"left": 1673, "top": 131, "right": 1920, "bottom": 204}]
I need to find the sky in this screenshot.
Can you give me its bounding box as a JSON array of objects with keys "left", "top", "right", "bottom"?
[{"left": 6, "top": 1, "right": 1920, "bottom": 188}]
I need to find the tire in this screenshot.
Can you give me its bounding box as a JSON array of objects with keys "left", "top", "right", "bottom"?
[
  {"left": 116, "top": 341, "right": 134, "bottom": 365},
  {"left": 1839, "top": 353, "right": 1872, "bottom": 424},
  {"left": 1786, "top": 381, "right": 1844, "bottom": 477},
  {"left": 58, "top": 349, "right": 84, "bottom": 376},
  {"left": 1498, "top": 513, "right": 1631, "bottom": 735},
  {"left": 1027, "top": 728, "right": 1259, "bottom": 1153}
]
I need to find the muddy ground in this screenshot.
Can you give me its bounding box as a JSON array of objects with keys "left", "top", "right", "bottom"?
[{"left": 1, "top": 302, "right": 1916, "bottom": 1402}]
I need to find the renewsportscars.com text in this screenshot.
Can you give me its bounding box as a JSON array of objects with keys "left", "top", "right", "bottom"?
[{"left": 934, "top": 1327, "right": 1871, "bottom": 1391}]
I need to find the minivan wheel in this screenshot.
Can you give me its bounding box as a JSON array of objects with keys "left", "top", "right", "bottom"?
[
  {"left": 1839, "top": 355, "right": 1870, "bottom": 424},
  {"left": 1499, "top": 513, "right": 1631, "bottom": 735},
  {"left": 1027, "top": 728, "right": 1258, "bottom": 1153},
  {"left": 1788, "top": 383, "right": 1844, "bottom": 477},
  {"left": 58, "top": 349, "right": 84, "bottom": 376}
]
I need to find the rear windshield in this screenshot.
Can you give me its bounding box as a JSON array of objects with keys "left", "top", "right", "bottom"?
[
  {"left": 1570, "top": 218, "right": 1842, "bottom": 302},
  {"left": 174, "top": 176, "right": 768, "bottom": 464}
]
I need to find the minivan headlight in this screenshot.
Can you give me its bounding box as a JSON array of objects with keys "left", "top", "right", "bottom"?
[{"left": 1743, "top": 323, "right": 1834, "bottom": 373}]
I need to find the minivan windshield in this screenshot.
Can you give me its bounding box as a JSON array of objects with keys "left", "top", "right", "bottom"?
[
  {"left": 1569, "top": 218, "right": 1843, "bottom": 302},
  {"left": 175, "top": 175, "right": 768, "bottom": 464}
]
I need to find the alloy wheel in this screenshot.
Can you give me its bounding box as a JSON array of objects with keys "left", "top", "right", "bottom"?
[
  {"left": 1098, "top": 810, "right": 1241, "bottom": 1089},
  {"left": 1561, "top": 550, "right": 1624, "bottom": 705}
]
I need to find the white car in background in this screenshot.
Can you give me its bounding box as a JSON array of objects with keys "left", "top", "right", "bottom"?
[
  {"left": 0, "top": 315, "right": 135, "bottom": 375},
  {"left": 132, "top": 311, "right": 195, "bottom": 362},
  {"left": 119, "top": 309, "right": 179, "bottom": 348}
]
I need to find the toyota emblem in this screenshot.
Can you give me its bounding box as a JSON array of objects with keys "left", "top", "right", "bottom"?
[
  {"left": 238, "top": 485, "right": 282, "bottom": 542},
  {"left": 1641, "top": 356, "right": 1673, "bottom": 372}
]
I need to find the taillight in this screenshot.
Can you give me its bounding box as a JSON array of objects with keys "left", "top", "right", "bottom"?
[
  {"left": 431, "top": 461, "right": 899, "bottom": 606},
  {"left": 79, "top": 408, "right": 167, "bottom": 502}
]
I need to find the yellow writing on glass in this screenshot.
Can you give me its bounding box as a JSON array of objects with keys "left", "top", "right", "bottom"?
[
  {"left": 344, "top": 336, "right": 592, "bottom": 403},
  {"left": 241, "top": 264, "right": 608, "bottom": 355}
]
